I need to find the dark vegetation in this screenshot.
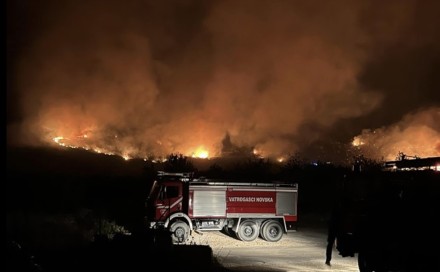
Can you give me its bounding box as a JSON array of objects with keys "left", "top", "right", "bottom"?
[{"left": 7, "top": 146, "right": 439, "bottom": 271}]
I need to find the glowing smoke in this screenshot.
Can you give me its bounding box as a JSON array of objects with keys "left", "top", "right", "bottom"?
[
  {"left": 7, "top": 0, "right": 439, "bottom": 161},
  {"left": 352, "top": 107, "right": 440, "bottom": 161}
]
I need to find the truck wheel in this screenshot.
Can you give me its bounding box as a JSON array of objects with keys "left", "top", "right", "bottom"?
[
  {"left": 261, "top": 220, "right": 283, "bottom": 242},
  {"left": 237, "top": 220, "right": 259, "bottom": 242},
  {"left": 169, "top": 220, "right": 189, "bottom": 244},
  {"left": 259, "top": 220, "right": 270, "bottom": 240},
  {"left": 223, "top": 226, "right": 234, "bottom": 238}
]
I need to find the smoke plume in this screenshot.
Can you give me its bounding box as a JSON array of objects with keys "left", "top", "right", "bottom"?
[
  {"left": 7, "top": 0, "right": 439, "bottom": 161},
  {"left": 353, "top": 107, "right": 440, "bottom": 161}
]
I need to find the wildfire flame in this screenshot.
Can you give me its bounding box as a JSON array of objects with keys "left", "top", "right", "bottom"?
[
  {"left": 51, "top": 131, "right": 215, "bottom": 161},
  {"left": 352, "top": 136, "right": 365, "bottom": 147},
  {"left": 277, "top": 156, "right": 286, "bottom": 163},
  {"left": 44, "top": 107, "right": 440, "bottom": 164},
  {"left": 52, "top": 133, "right": 118, "bottom": 158},
  {"left": 253, "top": 148, "right": 264, "bottom": 158},
  {"left": 192, "top": 146, "right": 209, "bottom": 159},
  {"left": 53, "top": 136, "right": 66, "bottom": 146}
]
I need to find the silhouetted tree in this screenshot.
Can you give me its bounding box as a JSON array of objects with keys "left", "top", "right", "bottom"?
[
  {"left": 350, "top": 155, "right": 382, "bottom": 173},
  {"left": 163, "top": 153, "right": 195, "bottom": 173}
]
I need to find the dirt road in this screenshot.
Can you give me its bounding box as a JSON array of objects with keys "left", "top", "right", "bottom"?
[{"left": 187, "top": 227, "right": 360, "bottom": 272}]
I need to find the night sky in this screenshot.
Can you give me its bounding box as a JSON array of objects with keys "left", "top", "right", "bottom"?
[{"left": 7, "top": 0, "right": 440, "bottom": 164}]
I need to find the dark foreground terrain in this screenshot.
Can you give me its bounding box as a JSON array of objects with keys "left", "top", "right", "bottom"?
[
  {"left": 7, "top": 147, "right": 440, "bottom": 272},
  {"left": 8, "top": 232, "right": 221, "bottom": 272}
]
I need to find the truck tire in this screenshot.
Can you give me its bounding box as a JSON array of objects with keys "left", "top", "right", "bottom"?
[
  {"left": 261, "top": 220, "right": 283, "bottom": 242},
  {"left": 259, "top": 220, "right": 271, "bottom": 240},
  {"left": 237, "top": 220, "right": 259, "bottom": 242},
  {"left": 223, "top": 225, "right": 235, "bottom": 238},
  {"left": 169, "top": 220, "right": 189, "bottom": 244}
]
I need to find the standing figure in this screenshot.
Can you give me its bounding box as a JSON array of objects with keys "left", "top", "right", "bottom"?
[{"left": 325, "top": 200, "right": 342, "bottom": 266}]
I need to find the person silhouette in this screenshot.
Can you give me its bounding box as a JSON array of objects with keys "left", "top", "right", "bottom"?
[{"left": 325, "top": 200, "right": 342, "bottom": 266}]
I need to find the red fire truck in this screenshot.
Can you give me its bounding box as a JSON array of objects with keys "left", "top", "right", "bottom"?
[{"left": 145, "top": 171, "right": 298, "bottom": 243}]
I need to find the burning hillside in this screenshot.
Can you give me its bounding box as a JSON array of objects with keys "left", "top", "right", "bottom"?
[{"left": 7, "top": 0, "right": 440, "bottom": 163}]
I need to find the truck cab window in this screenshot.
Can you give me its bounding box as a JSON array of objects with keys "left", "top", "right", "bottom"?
[{"left": 166, "top": 186, "right": 179, "bottom": 198}]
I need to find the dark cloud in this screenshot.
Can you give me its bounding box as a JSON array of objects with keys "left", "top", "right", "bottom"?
[{"left": 7, "top": 0, "right": 440, "bottom": 162}]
